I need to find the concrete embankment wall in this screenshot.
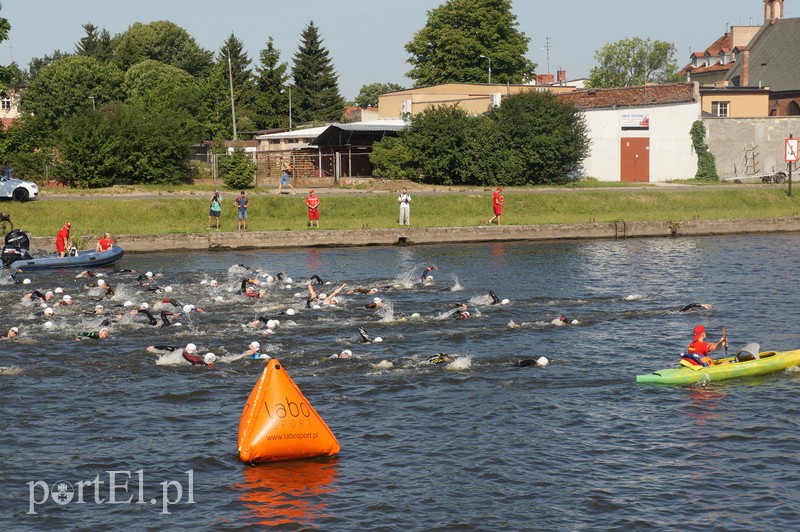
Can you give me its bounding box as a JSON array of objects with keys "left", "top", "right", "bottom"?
[{"left": 30, "top": 217, "right": 800, "bottom": 254}]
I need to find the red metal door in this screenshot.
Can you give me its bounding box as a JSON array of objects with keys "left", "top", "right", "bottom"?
[{"left": 620, "top": 138, "right": 650, "bottom": 182}]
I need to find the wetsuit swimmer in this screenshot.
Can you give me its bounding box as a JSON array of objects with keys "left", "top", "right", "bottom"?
[
  {"left": 420, "top": 266, "right": 438, "bottom": 281},
  {"left": 146, "top": 344, "right": 181, "bottom": 353},
  {"left": 245, "top": 341, "right": 270, "bottom": 360},
  {"left": 309, "top": 274, "right": 325, "bottom": 285},
  {"left": 23, "top": 290, "right": 53, "bottom": 302},
  {"left": 76, "top": 327, "right": 110, "bottom": 340},
  {"left": 489, "top": 291, "right": 501, "bottom": 305},
  {"left": 427, "top": 353, "right": 459, "bottom": 364},
  {"left": 132, "top": 308, "right": 159, "bottom": 326},
  {"left": 514, "top": 356, "right": 549, "bottom": 367},
  {"left": 182, "top": 343, "right": 213, "bottom": 366},
  {"left": 1, "top": 326, "right": 19, "bottom": 339},
  {"left": 365, "top": 297, "right": 383, "bottom": 309},
  {"left": 357, "top": 327, "right": 383, "bottom": 343},
  {"left": 679, "top": 303, "right": 713, "bottom": 313},
  {"left": 329, "top": 349, "right": 353, "bottom": 359}
]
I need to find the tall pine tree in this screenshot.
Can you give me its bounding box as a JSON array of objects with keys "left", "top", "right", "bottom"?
[
  {"left": 75, "top": 23, "right": 113, "bottom": 63},
  {"left": 291, "top": 21, "right": 345, "bottom": 124},
  {"left": 254, "top": 36, "right": 289, "bottom": 129}
]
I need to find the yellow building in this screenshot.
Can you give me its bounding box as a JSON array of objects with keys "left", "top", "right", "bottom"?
[
  {"left": 699, "top": 87, "right": 771, "bottom": 117},
  {"left": 377, "top": 83, "right": 576, "bottom": 119}
]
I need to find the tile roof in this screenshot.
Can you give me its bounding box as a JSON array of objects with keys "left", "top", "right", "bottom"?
[
  {"left": 725, "top": 18, "right": 800, "bottom": 91},
  {"left": 557, "top": 83, "right": 696, "bottom": 109}
]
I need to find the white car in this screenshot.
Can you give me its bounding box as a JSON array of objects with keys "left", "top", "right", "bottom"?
[{"left": 0, "top": 176, "right": 38, "bottom": 201}]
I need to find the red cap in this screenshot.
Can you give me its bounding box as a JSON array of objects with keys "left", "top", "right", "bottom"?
[
  {"left": 309, "top": 189, "right": 315, "bottom": 194},
  {"left": 497, "top": 187, "right": 503, "bottom": 191},
  {"left": 692, "top": 324, "right": 705, "bottom": 340},
  {"left": 65, "top": 222, "right": 71, "bottom": 227}
]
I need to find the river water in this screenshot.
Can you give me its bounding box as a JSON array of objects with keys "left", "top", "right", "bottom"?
[{"left": 2, "top": 234, "right": 800, "bottom": 530}]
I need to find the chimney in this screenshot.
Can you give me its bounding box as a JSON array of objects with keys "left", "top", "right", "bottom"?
[
  {"left": 557, "top": 69, "right": 567, "bottom": 84},
  {"left": 764, "top": 0, "right": 784, "bottom": 24},
  {"left": 741, "top": 49, "right": 750, "bottom": 87}
]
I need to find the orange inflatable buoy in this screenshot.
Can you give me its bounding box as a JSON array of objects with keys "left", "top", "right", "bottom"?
[{"left": 238, "top": 359, "right": 341, "bottom": 463}]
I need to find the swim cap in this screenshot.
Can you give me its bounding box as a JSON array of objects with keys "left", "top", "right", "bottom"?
[
  {"left": 97, "top": 279, "right": 106, "bottom": 286},
  {"left": 373, "top": 336, "right": 383, "bottom": 343},
  {"left": 99, "top": 327, "right": 109, "bottom": 334},
  {"left": 44, "top": 307, "right": 54, "bottom": 316},
  {"left": 693, "top": 325, "right": 705, "bottom": 340},
  {"left": 23, "top": 278, "right": 31, "bottom": 284},
  {"left": 285, "top": 277, "right": 293, "bottom": 284},
  {"left": 63, "top": 295, "right": 72, "bottom": 301},
  {"left": 10, "top": 327, "right": 18, "bottom": 333},
  {"left": 43, "top": 320, "right": 54, "bottom": 329},
  {"left": 537, "top": 356, "right": 549, "bottom": 367},
  {"left": 265, "top": 276, "right": 273, "bottom": 283},
  {"left": 285, "top": 284, "right": 292, "bottom": 289},
  {"left": 204, "top": 353, "right": 216, "bottom": 364},
  {"left": 266, "top": 320, "right": 277, "bottom": 330},
  {"left": 95, "top": 304, "right": 103, "bottom": 310},
  {"left": 374, "top": 297, "right": 382, "bottom": 303},
  {"left": 186, "top": 343, "right": 197, "bottom": 353},
  {"left": 341, "top": 349, "right": 353, "bottom": 358},
  {"left": 209, "top": 280, "right": 218, "bottom": 287},
  {"left": 54, "top": 287, "right": 63, "bottom": 294},
  {"left": 123, "top": 300, "right": 132, "bottom": 306},
  {"left": 286, "top": 308, "right": 296, "bottom": 316},
  {"left": 140, "top": 302, "right": 149, "bottom": 309},
  {"left": 164, "top": 286, "right": 172, "bottom": 292},
  {"left": 249, "top": 341, "right": 261, "bottom": 350},
  {"left": 501, "top": 299, "right": 510, "bottom": 305},
  {"left": 182, "top": 305, "right": 193, "bottom": 314},
  {"left": 146, "top": 272, "right": 153, "bottom": 278},
  {"left": 411, "top": 312, "right": 421, "bottom": 318}
]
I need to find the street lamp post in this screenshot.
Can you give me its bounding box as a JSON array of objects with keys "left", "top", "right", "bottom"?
[
  {"left": 89, "top": 96, "right": 96, "bottom": 111},
  {"left": 480, "top": 54, "right": 492, "bottom": 84},
  {"left": 227, "top": 53, "right": 237, "bottom": 141},
  {"left": 288, "top": 86, "right": 292, "bottom": 130}
]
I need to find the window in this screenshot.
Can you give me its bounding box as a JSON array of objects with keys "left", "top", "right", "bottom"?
[
  {"left": 711, "top": 101, "right": 729, "bottom": 117},
  {"left": 0, "top": 98, "right": 10, "bottom": 111}
]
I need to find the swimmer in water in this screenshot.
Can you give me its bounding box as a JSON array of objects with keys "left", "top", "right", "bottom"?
[
  {"left": 75, "top": 327, "right": 110, "bottom": 340},
  {"left": 426, "top": 353, "right": 460, "bottom": 364},
  {"left": 420, "top": 265, "right": 438, "bottom": 282},
  {"left": 22, "top": 290, "right": 53, "bottom": 303},
  {"left": 329, "top": 349, "right": 353, "bottom": 360},
  {"left": 346, "top": 287, "right": 379, "bottom": 295},
  {"left": 513, "top": 356, "right": 549, "bottom": 367},
  {"left": 54, "top": 294, "right": 73, "bottom": 307},
  {"left": 365, "top": 297, "right": 384, "bottom": 309},
  {"left": 182, "top": 343, "right": 214, "bottom": 367},
  {"left": 679, "top": 303, "right": 713, "bottom": 313},
  {"left": 1, "top": 326, "right": 19, "bottom": 339},
  {"left": 308, "top": 274, "right": 325, "bottom": 285},
  {"left": 245, "top": 341, "right": 270, "bottom": 360},
  {"left": 553, "top": 314, "right": 577, "bottom": 326},
  {"left": 307, "top": 282, "right": 346, "bottom": 307}
]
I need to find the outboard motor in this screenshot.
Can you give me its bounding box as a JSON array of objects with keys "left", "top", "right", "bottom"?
[{"left": 1, "top": 229, "right": 33, "bottom": 267}]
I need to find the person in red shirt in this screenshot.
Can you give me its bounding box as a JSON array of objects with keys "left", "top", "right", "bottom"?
[
  {"left": 95, "top": 232, "right": 114, "bottom": 252},
  {"left": 306, "top": 189, "right": 320, "bottom": 228},
  {"left": 686, "top": 324, "right": 728, "bottom": 366},
  {"left": 487, "top": 187, "right": 505, "bottom": 225},
  {"left": 56, "top": 222, "right": 71, "bottom": 257}
]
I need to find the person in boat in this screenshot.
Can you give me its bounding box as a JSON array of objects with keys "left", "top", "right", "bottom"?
[
  {"left": 679, "top": 303, "right": 713, "bottom": 313},
  {"left": 683, "top": 324, "right": 728, "bottom": 367},
  {"left": 56, "top": 222, "right": 71, "bottom": 258},
  {"left": 95, "top": 232, "right": 114, "bottom": 252},
  {"left": 1, "top": 326, "right": 19, "bottom": 339},
  {"left": 75, "top": 327, "right": 110, "bottom": 340},
  {"left": 514, "top": 356, "right": 549, "bottom": 368},
  {"left": 182, "top": 343, "right": 214, "bottom": 367},
  {"left": 245, "top": 341, "right": 270, "bottom": 360}
]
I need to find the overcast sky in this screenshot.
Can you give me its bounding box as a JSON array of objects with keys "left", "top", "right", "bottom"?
[{"left": 0, "top": 1, "right": 790, "bottom": 99}]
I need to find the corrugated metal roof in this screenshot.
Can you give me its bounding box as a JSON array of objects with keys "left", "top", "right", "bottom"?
[
  {"left": 255, "top": 126, "right": 328, "bottom": 140},
  {"left": 725, "top": 18, "right": 800, "bottom": 92}
]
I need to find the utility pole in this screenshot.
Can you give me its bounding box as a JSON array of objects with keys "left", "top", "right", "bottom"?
[{"left": 227, "top": 52, "right": 238, "bottom": 141}]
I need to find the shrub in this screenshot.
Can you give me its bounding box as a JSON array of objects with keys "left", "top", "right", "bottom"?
[{"left": 219, "top": 148, "right": 257, "bottom": 189}]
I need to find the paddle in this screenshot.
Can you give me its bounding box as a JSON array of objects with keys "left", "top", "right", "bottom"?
[{"left": 722, "top": 326, "right": 729, "bottom": 358}]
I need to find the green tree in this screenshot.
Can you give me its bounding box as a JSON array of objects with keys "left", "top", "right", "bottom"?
[
  {"left": 254, "top": 36, "right": 289, "bottom": 129},
  {"left": 587, "top": 37, "right": 680, "bottom": 88},
  {"left": 22, "top": 55, "right": 124, "bottom": 137},
  {"left": 112, "top": 21, "right": 213, "bottom": 77},
  {"left": 690, "top": 120, "right": 718, "bottom": 181},
  {"left": 0, "top": 6, "right": 10, "bottom": 88},
  {"left": 405, "top": 0, "right": 536, "bottom": 86},
  {"left": 291, "top": 21, "right": 345, "bottom": 123},
  {"left": 25, "top": 50, "right": 71, "bottom": 83},
  {"left": 219, "top": 147, "right": 257, "bottom": 189},
  {"left": 122, "top": 59, "right": 204, "bottom": 140},
  {"left": 355, "top": 82, "right": 404, "bottom": 108},
  {"left": 370, "top": 136, "right": 417, "bottom": 180},
  {"left": 75, "top": 23, "right": 113, "bottom": 63}
]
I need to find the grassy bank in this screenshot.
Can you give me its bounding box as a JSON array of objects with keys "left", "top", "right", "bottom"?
[{"left": 2, "top": 187, "right": 799, "bottom": 241}]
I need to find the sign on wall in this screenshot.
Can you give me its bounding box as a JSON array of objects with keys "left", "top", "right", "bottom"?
[{"left": 621, "top": 113, "right": 650, "bottom": 130}]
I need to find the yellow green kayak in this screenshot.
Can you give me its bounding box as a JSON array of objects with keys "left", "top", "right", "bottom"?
[{"left": 636, "top": 347, "right": 800, "bottom": 385}]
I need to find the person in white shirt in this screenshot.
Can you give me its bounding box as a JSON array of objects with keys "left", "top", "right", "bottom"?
[{"left": 398, "top": 188, "right": 411, "bottom": 225}]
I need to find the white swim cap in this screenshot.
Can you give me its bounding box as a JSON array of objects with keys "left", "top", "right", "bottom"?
[
  {"left": 140, "top": 302, "right": 149, "bottom": 309},
  {"left": 411, "top": 312, "right": 421, "bottom": 318},
  {"left": 164, "top": 286, "right": 172, "bottom": 292},
  {"left": 341, "top": 349, "right": 353, "bottom": 358},
  {"left": 537, "top": 356, "right": 550, "bottom": 367},
  {"left": 571, "top": 319, "right": 579, "bottom": 325},
  {"left": 63, "top": 295, "right": 72, "bottom": 301},
  {"left": 186, "top": 343, "right": 197, "bottom": 353},
  {"left": 43, "top": 320, "right": 54, "bottom": 329},
  {"left": 501, "top": 298, "right": 510, "bottom": 305},
  {"left": 44, "top": 307, "right": 54, "bottom": 316},
  {"left": 285, "top": 277, "right": 293, "bottom": 283},
  {"left": 374, "top": 297, "right": 382, "bottom": 303},
  {"left": 204, "top": 353, "right": 216, "bottom": 364},
  {"left": 210, "top": 280, "right": 218, "bottom": 287},
  {"left": 249, "top": 341, "right": 261, "bottom": 350},
  {"left": 23, "top": 278, "right": 31, "bottom": 284},
  {"left": 45, "top": 291, "right": 53, "bottom": 298},
  {"left": 54, "top": 287, "right": 63, "bottom": 294},
  {"left": 214, "top": 296, "right": 223, "bottom": 302},
  {"left": 123, "top": 300, "right": 133, "bottom": 306},
  {"left": 10, "top": 326, "right": 18, "bottom": 333},
  {"left": 265, "top": 275, "right": 274, "bottom": 283},
  {"left": 97, "top": 279, "right": 106, "bottom": 286},
  {"left": 146, "top": 271, "right": 153, "bottom": 278},
  {"left": 95, "top": 304, "right": 104, "bottom": 310},
  {"left": 285, "top": 284, "right": 292, "bottom": 289},
  {"left": 286, "top": 308, "right": 296, "bottom": 316},
  {"left": 266, "top": 320, "right": 277, "bottom": 330},
  {"left": 182, "top": 305, "right": 192, "bottom": 313},
  {"left": 373, "top": 336, "right": 383, "bottom": 343}
]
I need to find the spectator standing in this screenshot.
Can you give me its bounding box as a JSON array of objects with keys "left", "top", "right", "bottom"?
[
  {"left": 208, "top": 191, "right": 222, "bottom": 229},
  {"left": 234, "top": 190, "right": 249, "bottom": 231},
  {"left": 306, "top": 189, "right": 320, "bottom": 228},
  {"left": 398, "top": 187, "right": 411, "bottom": 226},
  {"left": 487, "top": 186, "right": 505, "bottom": 225}
]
